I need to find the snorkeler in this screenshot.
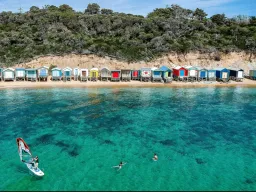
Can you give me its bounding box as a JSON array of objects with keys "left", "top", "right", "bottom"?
[
  {"left": 152, "top": 153, "right": 158, "bottom": 161},
  {"left": 112, "top": 161, "right": 127, "bottom": 171}
]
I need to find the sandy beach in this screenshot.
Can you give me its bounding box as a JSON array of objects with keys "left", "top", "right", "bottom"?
[{"left": 1, "top": 78, "right": 256, "bottom": 89}]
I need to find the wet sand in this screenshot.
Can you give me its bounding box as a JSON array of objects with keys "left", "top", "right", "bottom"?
[{"left": 0, "top": 78, "right": 256, "bottom": 89}]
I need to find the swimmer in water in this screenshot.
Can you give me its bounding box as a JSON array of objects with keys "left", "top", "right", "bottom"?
[
  {"left": 112, "top": 161, "right": 127, "bottom": 171},
  {"left": 153, "top": 153, "right": 158, "bottom": 161}
]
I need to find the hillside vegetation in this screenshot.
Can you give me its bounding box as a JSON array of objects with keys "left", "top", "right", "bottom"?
[{"left": 0, "top": 3, "right": 255, "bottom": 67}]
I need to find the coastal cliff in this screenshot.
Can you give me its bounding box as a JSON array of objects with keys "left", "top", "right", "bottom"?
[{"left": 15, "top": 52, "right": 256, "bottom": 74}]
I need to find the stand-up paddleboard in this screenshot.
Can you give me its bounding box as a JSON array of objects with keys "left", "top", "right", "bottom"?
[{"left": 16, "top": 138, "right": 44, "bottom": 177}]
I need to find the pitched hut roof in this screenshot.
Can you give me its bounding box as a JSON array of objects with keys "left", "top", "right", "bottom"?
[
  {"left": 37, "top": 66, "right": 49, "bottom": 70},
  {"left": 159, "top": 66, "right": 172, "bottom": 71},
  {"left": 228, "top": 67, "right": 244, "bottom": 71},
  {"left": 3, "top": 68, "right": 15, "bottom": 72},
  {"left": 52, "top": 67, "right": 61, "bottom": 71},
  {"left": 63, "top": 67, "right": 72, "bottom": 71},
  {"left": 101, "top": 67, "right": 110, "bottom": 71},
  {"left": 214, "top": 67, "right": 227, "bottom": 71}
]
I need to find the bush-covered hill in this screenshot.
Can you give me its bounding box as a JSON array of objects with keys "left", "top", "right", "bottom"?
[{"left": 0, "top": 3, "right": 255, "bottom": 67}]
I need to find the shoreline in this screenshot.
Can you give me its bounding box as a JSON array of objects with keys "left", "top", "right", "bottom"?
[{"left": 1, "top": 79, "right": 256, "bottom": 89}]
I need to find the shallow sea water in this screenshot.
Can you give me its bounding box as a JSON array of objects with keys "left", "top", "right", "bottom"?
[{"left": 0, "top": 87, "right": 256, "bottom": 191}]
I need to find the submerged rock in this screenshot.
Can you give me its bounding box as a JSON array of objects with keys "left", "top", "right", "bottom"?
[{"left": 195, "top": 158, "right": 206, "bottom": 164}]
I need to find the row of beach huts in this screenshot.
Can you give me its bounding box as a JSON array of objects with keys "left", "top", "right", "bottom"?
[{"left": 0, "top": 66, "right": 255, "bottom": 83}]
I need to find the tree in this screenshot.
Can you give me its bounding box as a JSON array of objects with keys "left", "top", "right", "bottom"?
[
  {"left": 59, "top": 4, "right": 74, "bottom": 12},
  {"left": 246, "top": 37, "right": 256, "bottom": 61},
  {"left": 29, "top": 6, "right": 40, "bottom": 13},
  {"left": 249, "top": 16, "right": 256, "bottom": 26},
  {"left": 193, "top": 8, "right": 207, "bottom": 21},
  {"left": 211, "top": 14, "right": 226, "bottom": 25},
  {"left": 85, "top": 3, "right": 100, "bottom": 14},
  {"left": 101, "top": 9, "right": 113, "bottom": 15},
  {"left": 147, "top": 8, "right": 172, "bottom": 18}
]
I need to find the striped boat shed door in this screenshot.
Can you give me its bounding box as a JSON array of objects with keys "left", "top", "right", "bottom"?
[
  {"left": 92, "top": 72, "right": 97, "bottom": 77},
  {"left": 52, "top": 70, "right": 60, "bottom": 77},
  {"left": 180, "top": 70, "right": 185, "bottom": 77}
]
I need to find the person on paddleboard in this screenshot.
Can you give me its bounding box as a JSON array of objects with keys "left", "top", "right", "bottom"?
[
  {"left": 23, "top": 156, "right": 39, "bottom": 169},
  {"left": 32, "top": 156, "right": 39, "bottom": 169}
]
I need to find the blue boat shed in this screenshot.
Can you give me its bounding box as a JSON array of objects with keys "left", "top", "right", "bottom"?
[
  {"left": 214, "top": 67, "right": 230, "bottom": 82},
  {"left": 51, "top": 67, "right": 62, "bottom": 81},
  {"left": 159, "top": 66, "right": 172, "bottom": 83}
]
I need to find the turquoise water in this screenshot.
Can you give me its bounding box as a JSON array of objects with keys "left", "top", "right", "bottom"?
[{"left": 0, "top": 87, "right": 256, "bottom": 191}]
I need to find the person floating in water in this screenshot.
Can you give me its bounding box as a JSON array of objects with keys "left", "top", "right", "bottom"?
[
  {"left": 152, "top": 153, "right": 158, "bottom": 161},
  {"left": 112, "top": 161, "right": 127, "bottom": 171}
]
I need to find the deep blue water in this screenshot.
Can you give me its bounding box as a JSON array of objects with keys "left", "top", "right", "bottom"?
[{"left": 0, "top": 87, "right": 256, "bottom": 191}]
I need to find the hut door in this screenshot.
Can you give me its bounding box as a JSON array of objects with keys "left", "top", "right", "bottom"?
[
  {"left": 209, "top": 72, "right": 214, "bottom": 78},
  {"left": 41, "top": 69, "right": 47, "bottom": 76},
  {"left": 222, "top": 72, "right": 228, "bottom": 78},
  {"left": 17, "top": 71, "right": 24, "bottom": 77},
  {"left": 201, "top": 71, "right": 206, "bottom": 77},
  {"left": 237, "top": 71, "right": 243, "bottom": 78},
  {"left": 5, "top": 71, "right": 13, "bottom": 78},
  {"left": 180, "top": 70, "right": 184, "bottom": 77},
  {"left": 52, "top": 71, "right": 59, "bottom": 77},
  {"left": 112, "top": 72, "right": 119, "bottom": 78},
  {"left": 190, "top": 70, "right": 196, "bottom": 77},
  {"left": 28, "top": 71, "right": 34, "bottom": 77},
  {"left": 133, "top": 71, "right": 138, "bottom": 77}
]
